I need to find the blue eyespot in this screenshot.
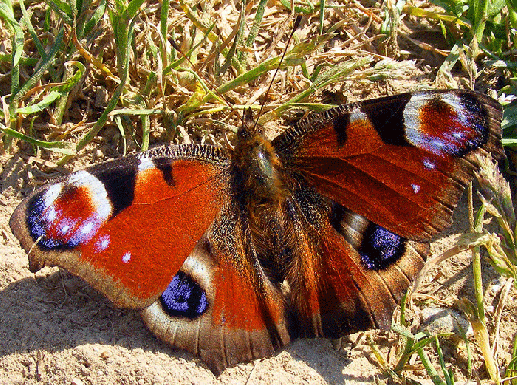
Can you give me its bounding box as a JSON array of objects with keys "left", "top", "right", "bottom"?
[
  {"left": 27, "top": 193, "right": 80, "bottom": 250},
  {"left": 358, "top": 224, "right": 406, "bottom": 270},
  {"left": 160, "top": 271, "right": 208, "bottom": 319}
]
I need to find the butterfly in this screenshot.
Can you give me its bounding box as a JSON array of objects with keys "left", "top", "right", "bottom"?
[{"left": 10, "top": 89, "right": 502, "bottom": 374}]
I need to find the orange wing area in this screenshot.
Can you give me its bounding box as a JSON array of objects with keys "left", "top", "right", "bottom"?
[
  {"left": 211, "top": 255, "right": 284, "bottom": 331},
  {"left": 79, "top": 160, "right": 227, "bottom": 306},
  {"left": 10, "top": 155, "right": 228, "bottom": 309},
  {"left": 279, "top": 91, "right": 502, "bottom": 241},
  {"left": 292, "top": 119, "right": 462, "bottom": 241}
]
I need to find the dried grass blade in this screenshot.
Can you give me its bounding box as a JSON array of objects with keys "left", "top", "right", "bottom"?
[{"left": 403, "top": 6, "right": 471, "bottom": 28}]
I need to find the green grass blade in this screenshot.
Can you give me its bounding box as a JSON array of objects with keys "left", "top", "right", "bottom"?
[
  {"left": 47, "top": 0, "right": 73, "bottom": 24},
  {"left": 278, "top": 0, "right": 315, "bottom": 14},
  {"left": 417, "top": 347, "right": 446, "bottom": 385},
  {"left": 391, "top": 323, "right": 416, "bottom": 373},
  {"left": 503, "top": 138, "right": 517, "bottom": 146},
  {"left": 434, "top": 337, "right": 454, "bottom": 385},
  {"left": 19, "top": 0, "right": 45, "bottom": 58},
  {"left": 471, "top": 0, "right": 488, "bottom": 44},
  {"left": 110, "top": 108, "right": 163, "bottom": 116},
  {"left": 244, "top": 0, "right": 267, "bottom": 49},
  {"left": 83, "top": 0, "right": 106, "bottom": 37},
  {"left": 219, "top": 8, "right": 245, "bottom": 76},
  {"left": 240, "top": 0, "right": 268, "bottom": 63},
  {"left": 502, "top": 103, "right": 517, "bottom": 132},
  {"left": 161, "top": 0, "right": 170, "bottom": 39},
  {"left": 267, "top": 57, "right": 372, "bottom": 120},
  {"left": 10, "top": 20, "right": 23, "bottom": 96},
  {"left": 319, "top": 0, "right": 325, "bottom": 34},
  {"left": 15, "top": 61, "right": 85, "bottom": 116},
  {"left": 140, "top": 114, "right": 150, "bottom": 151},
  {"left": 123, "top": 0, "right": 145, "bottom": 20},
  {"left": 160, "top": 0, "right": 170, "bottom": 73},
  {"left": 0, "top": 0, "right": 24, "bottom": 95},
  {"left": 16, "top": 90, "right": 64, "bottom": 115},
  {"left": 0, "top": 0, "right": 16, "bottom": 25},
  {"left": 216, "top": 33, "right": 335, "bottom": 99},
  {"left": 114, "top": 116, "right": 127, "bottom": 156},
  {"left": 62, "top": 18, "right": 135, "bottom": 162},
  {"left": 0, "top": 54, "right": 38, "bottom": 66},
  {"left": 1, "top": 126, "right": 76, "bottom": 155},
  {"left": 10, "top": 27, "right": 65, "bottom": 105}
]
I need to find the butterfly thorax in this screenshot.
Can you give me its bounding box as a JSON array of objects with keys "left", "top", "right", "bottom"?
[{"left": 231, "top": 125, "right": 286, "bottom": 206}]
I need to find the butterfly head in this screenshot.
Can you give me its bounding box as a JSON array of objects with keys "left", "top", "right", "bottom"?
[{"left": 232, "top": 109, "right": 285, "bottom": 204}]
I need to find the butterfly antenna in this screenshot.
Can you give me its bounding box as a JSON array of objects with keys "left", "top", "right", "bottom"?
[
  {"left": 169, "top": 15, "right": 301, "bottom": 132},
  {"left": 252, "top": 15, "right": 302, "bottom": 132}
]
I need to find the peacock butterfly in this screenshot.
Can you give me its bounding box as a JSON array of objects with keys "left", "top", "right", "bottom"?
[{"left": 9, "top": 89, "right": 502, "bottom": 374}]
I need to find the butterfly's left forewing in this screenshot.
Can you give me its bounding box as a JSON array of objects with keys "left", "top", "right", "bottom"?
[
  {"left": 275, "top": 90, "right": 503, "bottom": 241},
  {"left": 10, "top": 144, "right": 230, "bottom": 308}
]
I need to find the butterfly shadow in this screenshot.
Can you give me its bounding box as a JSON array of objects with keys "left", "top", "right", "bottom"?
[
  {"left": 0, "top": 269, "right": 384, "bottom": 380},
  {"left": 284, "top": 338, "right": 380, "bottom": 383},
  {"left": 0, "top": 270, "right": 193, "bottom": 362}
]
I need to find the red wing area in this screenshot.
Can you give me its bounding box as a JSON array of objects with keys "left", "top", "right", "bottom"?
[
  {"left": 10, "top": 149, "right": 229, "bottom": 309},
  {"left": 289, "top": 223, "right": 427, "bottom": 337},
  {"left": 276, "top": 90, "right": 502, "bottom": 241},
  {"left": 142, "top": 225, "right": 290, "bottom": 374},
  {"left": 284, "top": 194, "right": 427, "bottom": 338}
]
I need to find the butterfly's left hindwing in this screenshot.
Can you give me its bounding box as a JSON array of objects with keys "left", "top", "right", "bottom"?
[
  {"left": 282, "top": 181, "right": 427, "bottom": 338},
  {"left": 10, "top": 145, "right": 230, "bottom": 308}
]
